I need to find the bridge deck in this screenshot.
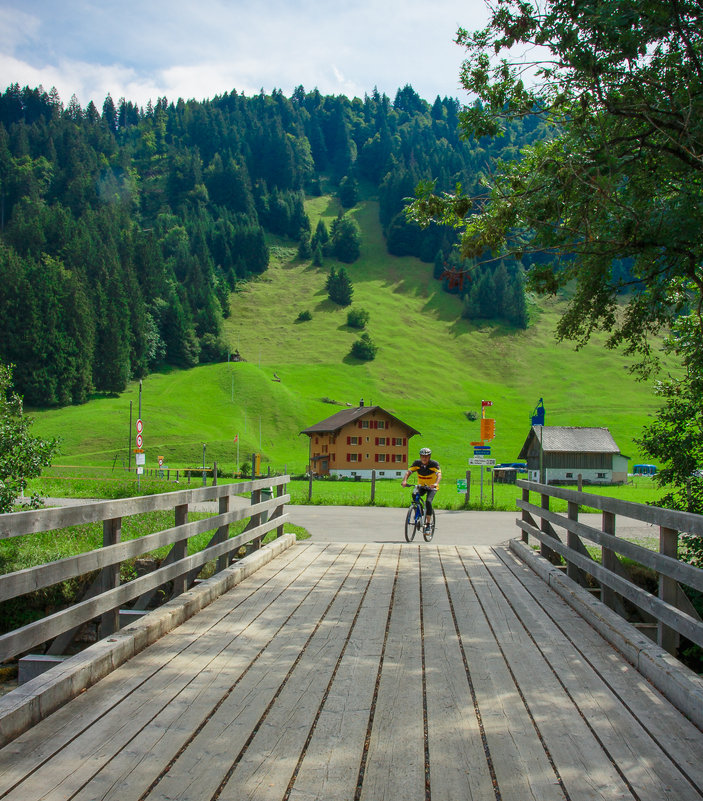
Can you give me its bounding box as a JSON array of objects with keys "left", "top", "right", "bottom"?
[{"left": 0, "top": 542, "right": 702, "bottom": 801}]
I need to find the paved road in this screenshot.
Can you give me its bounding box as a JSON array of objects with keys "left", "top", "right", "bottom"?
[
  {"left": 42, "top": 497, "right": 659, "bottom": 546},
  {"left": 287, "top": 505, "right": 518, "bottom": 544}
]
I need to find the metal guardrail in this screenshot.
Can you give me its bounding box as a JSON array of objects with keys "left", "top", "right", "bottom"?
[
  {"left": 516, "top": 479, "right": 703, "bottom": 656},
  {"left": 0, "top": 477, "right": 289, "bottom": 664}
]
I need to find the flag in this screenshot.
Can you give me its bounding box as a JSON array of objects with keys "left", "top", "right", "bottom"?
[
  {"left": 233, "top": 434, "right": 238, "bottom": 443},
  {"left": 481, "top": 400, "right": 493, "bottom": 407}
]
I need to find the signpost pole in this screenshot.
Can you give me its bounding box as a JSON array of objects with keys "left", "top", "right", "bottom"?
[{"left": 138, "top": 381, "right": 142, "bottom": 491}]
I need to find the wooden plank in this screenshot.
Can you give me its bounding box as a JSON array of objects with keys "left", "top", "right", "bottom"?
[
  {"left": 517, "top": 518, "right": 703, "bottom": 647},
  {"left": 492, "top": 545, "right": 703, "bottom": 794},
  {"left": 472, "top": 545, "right": 696, "bottom": 801},
  {"left": 0, "top": 542, "right": 319, "bottom": 797},
  {"left": 357, "top": 547, "right": 426, "bottom": 801},
  {"left": 0, "top": 514, "right": 289, "bottom": 662},
  {"left": 517, "top": 498, "right": 703, "bottom": 592},
  {"left": 288, "top": 545, "right": 401, "bottom": 801},
  {"left": 62, "top": 544, "right": 357, "bottom": 801},
  {"left": 0, "top": 476, "right": 289, "bottom": 539},
  {"left": 517, "top": 480, "right": 703, "bottom": 536},
  {"left": 419, "top": 547, "right": 497, "bottom": 801},
  {"left": 0, "top": 494, "right": 290, "bottom": 603},
  {"left": 215, "top": 546, "right": 385, "bottom": 801},
  {"left": 442, "top": 547, "right": 570, "bottom": 801}
]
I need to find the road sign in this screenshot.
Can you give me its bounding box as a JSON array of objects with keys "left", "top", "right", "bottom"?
[
  {"left": 136, "top": 418, "right": 143, "bottom": 434},
  {"left": 473, "top": 446, "right": 491, "bottom": 454},
  {"left": 136, "top": 453, "right": 145, "bottom": 466},
  {"left": 456, "top": 479, "right": 467, "bottom": 492},
  {"left": 136, "top": 432, "right": 143, "bottom": 449},
  {"left": 469, "top": 457, "right": 496, "bottom": 466}
]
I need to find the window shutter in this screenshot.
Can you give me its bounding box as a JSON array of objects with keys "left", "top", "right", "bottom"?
[
  {"left": 358, "top": 421, "right": 362, "bottom": 429},
  {"left": 374, "top": 437, "right": 378, "bottom": 446},
  {"left": 347, "top": 436, "right": 350, "bottom": 444},
  {"left": 358, "top": 452, "right": 362, "bottom": 461},
  {"left": 403, "top": 438, "right": 407, "bottom": 446},
  {"left": 346, "top": 453, "right": 350, "bottom": 462},
  {"left": 375, "top": 454, "right": 379, "bottom": 462}
]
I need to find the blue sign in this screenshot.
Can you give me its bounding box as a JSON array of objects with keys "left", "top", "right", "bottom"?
[
  {"left": 531, "top": 398, "right": 545, "bottom": 426},
  {"left": 474, "top": 446, "right": 491, "bottom": 455}
]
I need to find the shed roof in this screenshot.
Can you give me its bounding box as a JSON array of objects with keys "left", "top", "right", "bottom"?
[
  {"left": 301, "top": 405, "right": 420, "bottom": 436},
  {"left": 519, "top": 426, "right": 621, "bottom": 458}
]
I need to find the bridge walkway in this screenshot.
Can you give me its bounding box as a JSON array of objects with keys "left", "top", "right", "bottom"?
[{"left": 0, "top": 542, "right": 702, "bottom": 801}]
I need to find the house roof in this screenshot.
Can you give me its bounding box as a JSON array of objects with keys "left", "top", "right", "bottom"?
[
  {"left": 519, "top": 426, "right": 620, "bottom": 458},
  {"left": 301, "top": 405, "right": 420, "bottom": 436}
]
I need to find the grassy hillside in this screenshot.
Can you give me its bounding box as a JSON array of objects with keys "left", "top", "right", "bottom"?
[{"left": 28, "top": 190, "right": 671, "bottom": 482}]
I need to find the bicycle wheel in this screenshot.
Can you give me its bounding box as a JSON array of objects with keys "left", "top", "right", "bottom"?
[
  {"left": 404, "top": 505, "right": 417, "bottom": 542},
  {"left": 423, "top": 509, "right": 436, "bottom": 542}
]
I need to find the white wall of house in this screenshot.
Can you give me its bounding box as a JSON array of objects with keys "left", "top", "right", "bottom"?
[
  {"left": 331, "top": 469, "right": 405, "bottom": 480},
  {"left": 545, "top": 468, "right": 615, "bottom": 484}
]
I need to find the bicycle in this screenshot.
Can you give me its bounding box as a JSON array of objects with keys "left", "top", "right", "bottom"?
[{"left": 404, "top": 484, "right": 436, "bottom": 542}]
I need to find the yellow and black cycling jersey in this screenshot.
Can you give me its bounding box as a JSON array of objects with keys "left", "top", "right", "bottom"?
[{"left": 408, "top": 459, "right": 441, "bottom": 486}]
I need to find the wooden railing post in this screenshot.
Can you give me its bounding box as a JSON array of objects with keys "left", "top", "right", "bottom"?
[
  {"left": 521, "top": 487, "right": 530, "bottom": 543},
  {"left": 540, "top": 492, "right": 558, "bottom": 562},
  {"left": 659, "top": 526, "right": 680, "bottom": 654},
  {"left": 566, "top": 501, "right": 580, "bottom": 582},
  {"left": 276, "top": 481, "right": 286, "bottom": 538},
  {"left": 465, "top": 470, "right": 471, "bottom": 506},
  {"left": 371, "top": 470, "right": 376, "bottom": 503},
  {"left": 100, "top": 517, "right": 122, "bottom": 636},
  {"left": 216, "top": 494, "right": 230, "bottom": 571},
  {"left": 250, "top": 487, "right": 262, "bottom": 550},
  {"left": 171, "top": 503, "right": 189, "bottom": 596},
  {"left": 601, "top": 511, "right": 617, "bottom": 610}
]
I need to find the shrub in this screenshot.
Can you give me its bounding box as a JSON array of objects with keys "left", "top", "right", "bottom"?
[
  {"left": 350, "top": 332, "right": 378, "bottom": 361},
  {"left": 347, "top": 307, "right": 369, "bottom": 329},
  {"left": 296, "top": 310, "right": 312, "bottom": 322}
]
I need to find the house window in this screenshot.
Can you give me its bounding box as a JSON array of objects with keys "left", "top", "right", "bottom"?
[
  {"left": 392, "top": 437, "right": 405, "bottom": 446},
  {"left": 375, "top": 454, "right": 387, "bottom": 463},
  {"left": 347, "top": 453, "right": 362, "bottom": 462},
  {"left": 377, "top": 420, "right": 386, "bottom": 429},
  {"left": 597, "top": 472, "right": 606, "bottom": 478},
  {"left": 347, "top": 436, "right": 360, "bottom": 445},
  {"left": 566, "top": 473, "right": 573, "bottom": 478},
  {"left": 361, "top": 420, "right": 369, "bottom": 428},
  {"left": 393, "top": 454, "right": 403, "bottom": 463},
  {"left": 376, "top": 437, "right": 387, "bottom": 446}
]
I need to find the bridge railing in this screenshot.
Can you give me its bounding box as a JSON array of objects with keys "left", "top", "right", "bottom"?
[
  {"left": 0, "top": 476, "right": 289, "bottom": 665},
  {"left": 516, "top": 479, "right": 703, "bottom": 656}
]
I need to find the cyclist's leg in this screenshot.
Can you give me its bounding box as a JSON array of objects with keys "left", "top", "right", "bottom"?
[{"left": 424, "top": 488, "right": 437, "bottom": 526}]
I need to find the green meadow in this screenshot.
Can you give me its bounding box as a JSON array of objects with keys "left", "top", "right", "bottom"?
[{"left": 28, "top": 191, "right": 674, "bottom": 498}]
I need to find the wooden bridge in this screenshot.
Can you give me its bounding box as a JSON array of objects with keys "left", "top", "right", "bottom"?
[{"left": 0, "top": 480, "right": 703, "bottom": 800}]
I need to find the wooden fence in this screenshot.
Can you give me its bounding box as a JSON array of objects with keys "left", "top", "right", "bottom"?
[
  {"left": 0, "top": 476, "right": 289, "bottom": 665},
  {"left": 516, "top": 479, "right": 703, "bottom": 656}
]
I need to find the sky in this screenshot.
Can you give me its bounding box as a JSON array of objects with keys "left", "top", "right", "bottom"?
[{"left": 0, "top": 0, "right": 491, "bottom": 109}]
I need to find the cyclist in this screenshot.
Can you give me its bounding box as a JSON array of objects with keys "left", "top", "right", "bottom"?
[{"left": 402, "top": 447, "right": 441, "bottom": 534}]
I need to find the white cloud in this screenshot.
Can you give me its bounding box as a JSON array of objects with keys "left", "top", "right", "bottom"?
[{"left": 0, "top": 0, "right": 489, "bottom": 106}]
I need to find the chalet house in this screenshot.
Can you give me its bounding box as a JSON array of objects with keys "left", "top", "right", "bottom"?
[
  {"left": 518, "top": 426, "right": 629, "bottom": 485},
  {"left": 301, "top": 402, "right": 420, "bottom": 479}
]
